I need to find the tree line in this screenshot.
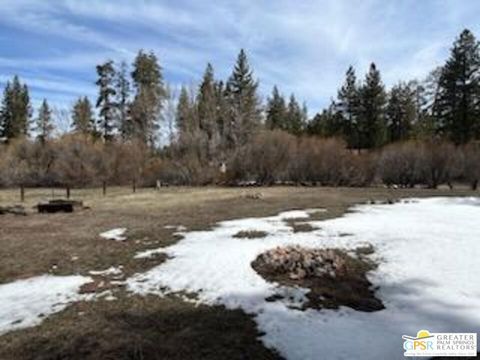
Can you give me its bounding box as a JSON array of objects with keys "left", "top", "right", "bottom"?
[
  {"left": 0, "top": 29, "right": 479, "bottom": 188},
  {"left": 0, "top": 50, "right": 166, "bottom": 146},
  {"left": 307, "top": 29, "right": 480, "bottom": 148}
]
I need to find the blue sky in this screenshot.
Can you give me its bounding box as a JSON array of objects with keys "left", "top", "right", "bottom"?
[{"left": 0, "top": 0, "right": 479, "bottom": 116}]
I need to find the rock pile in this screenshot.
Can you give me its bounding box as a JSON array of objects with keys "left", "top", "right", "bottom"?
[
  {"left": 253, "top": 246, "right": 349, "bottom": 280},
  {"left": 253, "top": 245, "right": 383, "bottom": 312}
]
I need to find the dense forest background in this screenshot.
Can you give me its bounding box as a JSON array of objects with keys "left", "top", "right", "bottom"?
[{"left": 0, "top": 29, "right": 479, "bottom": 189}]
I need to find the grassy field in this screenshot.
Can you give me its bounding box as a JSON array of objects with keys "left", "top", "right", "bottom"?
[{"left": 0, "top": 186, "right": 477, "bottom": 360}]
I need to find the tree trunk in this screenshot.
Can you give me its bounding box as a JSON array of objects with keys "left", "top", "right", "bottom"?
[{"left": 472, "top": 179, "right": 478, "bottom": 191}]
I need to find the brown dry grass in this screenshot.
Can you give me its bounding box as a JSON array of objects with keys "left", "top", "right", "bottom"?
[{"left": 0, "top": 185, "right": 477, "bottom": 360}]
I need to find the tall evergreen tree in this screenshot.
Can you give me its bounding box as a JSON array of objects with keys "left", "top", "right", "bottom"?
[
  {"left": 176, "top": 86, "right": 195, "bottom": 140},
  {"left": 95, "top": 60, "right": 116, "bottom": 141},
  {"left": 225, "top": 49, "right": 261, "bottom": 147},
  {"left": 336, "top": 66, "right": 360, "bottom": 148},
  {"left": 286, "top": 94, "right": 305, "bottom": 135},
  {"left": 0, "top": 76, "right": 32, "bottom": 141},
  {"left": 130, "top": 50, "right": 166, "bottom": 146},
  {"left": 358, "top": 63, "right": 387, "bottom": 149},
  {"left": 306, "top": 111, "right": 324, "bottom": 136},
  {"left": 386, "top": 83, "right": 416, "bottom": 142},
  {"left": 411, "top": 70, "right": 442, "bottom": 139},
  {"left": 434, "top": 29, "right": 480, "bottom": 144},
  {"left": 197, "top": 63, "right": 218, "bottom": 151},
  {"left": 266, "top": 86, "right": 287, "bottom": 131},
  {"left": 411, "top": 81, "right": 435, "bottom": 140},
  {"left": 115, "top": 61, "right": 132, "bottom": 140},
  {"left": 0, "top": 83, "right": 11, "bottom": 141},
  {"left": 72, "top": 97, "right": 95, "bottom": 136},
  {"left": 301, "top": 102, "right": 309, "bottom": 131},
  {"left": 35, "top": 99, "right": 54, "bottom": 144},
  {"left": 0, "top": 76, "right": 31, "bottom": 141},
  {"left": 214, "top": 80, "right": 228, "bottom": 143}
]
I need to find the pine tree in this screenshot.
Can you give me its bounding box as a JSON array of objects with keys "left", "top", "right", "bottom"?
[
  {"left": 115, "top": 61, "right": 132, "bottom": 140},
  {"left": 225, "top": 49, "right": 261, "bottom": 147},
  {"left": 197, "top": 63, "right": 218, "bottom": 152},
  {"left": 411, "top": 70, "right": 442, "bottom": 140},
  {"left": 0, "top": 76, "right": 31, "bottom": 141},
  {"left": 386, "top": 83, "right": 416, "bottom": 142},
  {"left": 358, "top": 63, "right": 387, "bottom": 149},
  {"left": 214, "top": 80, "right": 228, "bottom": 143},
  {"left": 301, "top": 102, "right": 309, "bottom": 125},
  {"left": 72, "top": 97, "right": 95, "bottom": 136},
  {"left": 35, "top": 99, "right": 54, "bottom": 144},
  {"left": 307, "top": 105, "right": 342, "bottom": 137},
  {"left": 306, "top": 112, "right": 324, "bottom": 136},
  {"left": 20, "top": 83, "right": 31, "bottom": 136},
  {"left": 336, "top": 66, "right": 361, "bottom": 148},
  {"left": 412, "top": 83, "right": 435, "bottom": 140},
  {"left": 0, "top": 83, "right": 11, "bottom": 141},
  {"left": 163, "top": 84, "right": 178, "bottom": 144},
  {"left": 130, "top": 50, "right": 166, "bottom": 146},
  {"left": 176, "top": 86, "right": 194, "bottom": 139},
  {"left": 286, "top": 94, "right": 305, "bottom": 135},
  {"left": 266, "top": 86, "right": 287, "bottom": 131},
  {"left": 434, "top": 29, "right": 480, "bottom": 144},
  {"left": 95, "top": 60, "right": 116, "bottom": 141}
]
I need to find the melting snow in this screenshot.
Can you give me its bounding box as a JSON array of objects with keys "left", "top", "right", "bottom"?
[
  {"left": 100, "top": 228, "right": 127, "bottom": 241},
  {"left": 127, "top": 198, "right": 480, "bottom": 360},
  {"left": 0, "top": 275, "right": 91, "bottom": 335},
  {"left": 164, "top": 225, "right": 187, "bottom": 232},
  {"left": 89, "top": 266, "right": 123, "bottom": 277}
]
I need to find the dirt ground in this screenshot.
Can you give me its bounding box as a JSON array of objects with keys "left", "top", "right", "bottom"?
[{"left": 0, "top": 186, "right": 477, "bottom": 360}]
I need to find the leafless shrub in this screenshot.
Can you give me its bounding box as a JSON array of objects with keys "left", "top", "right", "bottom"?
[
  {"left": 461, "top": 142, "right": 480, "bottom": 190},
  {"left": 0, "top": 138, "right": 57, "bottom": 187},
  {"left": 417, "top": 140, "right": 457, "bottom": 189},
  {"left": 377, "top": 141, "right": 420, "bottom": 187},
  {"left": 228, "top": 130, "right": 295, "bottom": 185},
  {"left": 0, "top": 130, "right": 475, "bottom": 189},
  {"left": 377, "top": 140, "right": 460, "bottom": 188},
  {"left": 52, "top": 134, "right": 104, "bottom": 187},
  {"left": 289, "top": 137, "right": 372, "bottom": 186}
]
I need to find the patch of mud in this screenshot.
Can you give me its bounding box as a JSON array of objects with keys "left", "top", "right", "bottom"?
[
  {"left": 79, "top": 278, "right": 123, "bottom": 295},
  {"left": 288, "top": 222, "right": 318, "bottom": 233},
  {"left": 366, "top": 199, "right": 399, "bottom": 205},
  {"left": 251, "top": 245, "right": 384, "bottom": 312},
  {"left": 233, "top": 230, "right": 268, "bottom": 239}
]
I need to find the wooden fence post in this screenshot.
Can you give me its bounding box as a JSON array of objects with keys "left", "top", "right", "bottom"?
[
  {"left": 66, "top": 186, "right": 70, "bottom": 199},
  {"left": 133, "top": 179, "right": 136, "bottom": 193},
  {"left": 103, "top": 181, "right": 107, "bottom": 196},
  {"left": 20, "top": 185, "right": 25, "bottom": 202}
]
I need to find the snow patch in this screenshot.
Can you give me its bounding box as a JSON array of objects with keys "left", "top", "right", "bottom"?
[
  {"left": 0, "top": 275, "right": 91, "bottom": 335},
  {"left": 126, "top": 199, "right": 480, "bottom": 360},
  {"left": 164, "top": 225, "right": 187, "bottom": 232},
  {"left": 89, "top": 266, "right": 123, "bottom": 277},
  {"left": 100, "top": 228, "right": 127, "bottom": 241},
  {"left": 135, "top": 248, "right": 165, "bottom": 259}
]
